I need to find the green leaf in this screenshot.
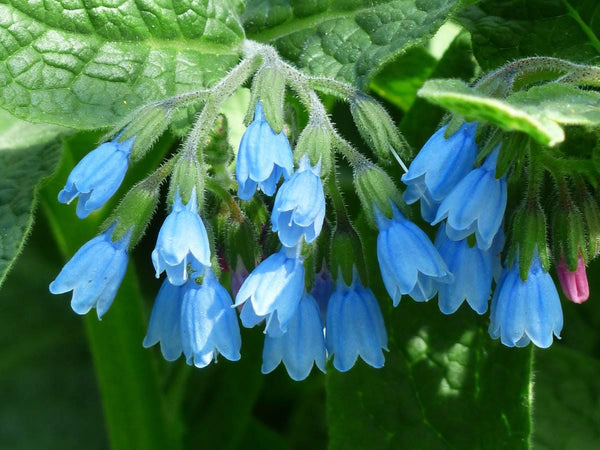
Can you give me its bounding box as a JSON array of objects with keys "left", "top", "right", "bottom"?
[
  {"left": 40, "top": 132, "right": 182, "bottom": 450},
  {"left": 418, "top": 79, "right": 567, "bottom": 146},
  {"left": 459, "top": 0, "right": 600, "bottom": 71},
  {"left": 245, "top": 0, "right": 460, "bottom": 88},
  {"left": 327, "top": 301, "right": 533, "bottom": 450},
  {"left": 0, "top": 0, "right": 244, "bottom": 129},
  {"left": 533, "top": 344, "right": 600, "bottom": 449},
  {"left": 0, "top": 109, "right": 67, "bottom": 288},
  {"left": 418, "top": 79, "right": 600, "bottom": 146}
]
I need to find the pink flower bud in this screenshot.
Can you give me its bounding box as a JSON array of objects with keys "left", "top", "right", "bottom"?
[{"left": 556, "top": 255, "right": 589, "bottom": 304}]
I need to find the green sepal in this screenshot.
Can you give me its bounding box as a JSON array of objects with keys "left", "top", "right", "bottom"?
[
  {"left": 203, "top": 114, "right": 233, "bottom": 168},
  {"left": 509, "top": 202, "right": 550, "bottom": 280},
  {"left": 552, "top": 203, "right": 587, "bottom": 271},
  {"left": 119, "top": 106, "right": 170, "bottom": 161},
  {"left": 103, "top": 180, "right": 160, "bottom": 248},
  {"left": 168, "top": 155, "right": 205, "bottom": 208},
  {"left": 495, "top": 133, "right": 528, "bottom": 179},
  {"left": 294, "top": 121, "right": 333, "bottom": 177},
  {"left": 350, "top": 93, "right": 410, "bottom": 165},
  {"left": 245, "top": 65, "right": 286, "bottom": 133},
  {"left": 354, "top": 164, "right": 406, "bottom": 228},
  {"left": 329, "top": 225, "right": 367, "bottom": 286},
  {"left": 302, "top": 242, "right": 317, "bottom": 293},
  {"left": 581, "top": 188, "right": 600, "bottom": 260},
  {"left": 225, "top": 217, "right": 260, "bottom": 272}
]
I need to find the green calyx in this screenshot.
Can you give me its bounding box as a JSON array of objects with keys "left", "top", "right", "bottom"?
[
  {"left": 168, "top": 155, "right": 205, "bottom": 209},
  {"left": 329, "top": 226, "right": 367, "bottom": 286},
  {"left": 551, "top": 203, "right": 587, "bottom": 271},
  {"left": 103, "top": 181, "right": 161, "bottom": 248},
  {"left": 354, "top": 164, "right": 406, "bottom": 228},
  {"left": 119, "top": 106, "right": 170, "bottom": 161},
  {"left": 294, "top": 120, "right": 333, "bottom": 177},
  {"left": 508, "top": 202, "right": 550, "bottom": 280},
  {"left": 350, "top": 93, "right": 409, "bottom": 165},
  {"left": 203, "top": 114, "right": 233, "bottom": 168},
  {"left": 245, "top": 64, "right": 286, "bottom": 134}
]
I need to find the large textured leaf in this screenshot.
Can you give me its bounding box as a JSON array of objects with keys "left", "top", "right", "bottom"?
[
  {"left": 0, "top": 109, "right": 66, "bottom": 288},
  {"left": 245, "top": 0, "right": 460, "bottom": 88},
  {"left": 0, "top": 0, "right": 244, "bottom": 129},
  {"left": 327, "top": 300, "right": 533, "bottom": 450},
  {"left": 417, "top": 79, "right": 600, "bottom": 146},
  {"left": 459, "top": 0, "right": 600, "bottom": 71}
]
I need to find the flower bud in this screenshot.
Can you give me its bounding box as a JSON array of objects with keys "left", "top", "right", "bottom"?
[
  {"left": 552, "top": 203, "right": 586, "bottom": 272},
  {"left": 354, "top": 164, "right": 405, "bottom": 227},
  {"left": 119, "top": 106, "right": 169, "bottom": 161},
  {"left": 581, "top": 189, "right": 600, "bottom": 259},
  {"left": 350, "top": 93, "right": 408, "bottom": 165},
  {"left": 246, "top": 65, "right": 286, "bottom": 133},
  {"left": 329, "top": 226, "right": 367, "bottom": 286},
  {"left": 203, "top": 114, "right": 233, "bottom": 168},
  {"left": 508, "top": 202, "right": 550, "bottom": 280},
  {"left": 556, "top": 254, "right": 589, "bottom": 304},
  {"left": 103, "top": 180, "right": 160, "bottom": 247},
  {"left": 294, "top": 120, "right": 333, "bottom": 177},
  {"left": 168, "top": 155, "right": 204, "bottom": 208}
]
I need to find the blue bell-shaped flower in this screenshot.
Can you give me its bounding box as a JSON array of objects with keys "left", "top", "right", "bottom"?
[
  {"left": 49, "top": 223, "right": 131, "bottom": 318},
  {"left": 262, "top": 293, "right": 326, "bottom": 381},
  {"left": 433, "top": 147, "right": 507, "bottom": 250},
  {"left": 376, "top": 205, "right": 452, "bottom": 305},
  {"left": 434, "top": 224, "right": 494, "bottom": 315},
  {"left": 401, "top": 123, "right": 478, "bottom": 222},
  {"left": 271, "top": 155, "right": 326, "bottom": 247},
  {"left": 181, "top": 269, "right": 242, "bottom": 367},
  {"left": 236, "top": 101, "right": 293, "bottom": 200},
  {"left": 152, "top": 188, "right": 211, "bottom": 286},
  {"left": 235, "top": 246, "right": 305, "bottom": 336},
  {"left": 58, "top": 136, "right": 135, "bottom": 218},
  {"left": 489, "top": 252, "right": 563, "bottom": 348},
  {"left": 326, "top": 271, "right": 388, "bottom": 372}
]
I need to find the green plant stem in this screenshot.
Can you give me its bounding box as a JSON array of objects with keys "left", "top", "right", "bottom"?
[{"left": 40, "top": 138, "right": 181, "bottom": 450}]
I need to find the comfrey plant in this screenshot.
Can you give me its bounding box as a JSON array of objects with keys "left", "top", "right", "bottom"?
[{"left": 48, "top": 39, "right": 600, "bottom": 382}]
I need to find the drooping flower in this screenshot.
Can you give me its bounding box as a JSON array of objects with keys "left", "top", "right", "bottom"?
[
  {"left": 236, "top": 101, "right": 294, "bottom": 200},
  {"left": 326, "top": 271, "right": 388, "bottom": 372},
  {"left": 433, "top": 147, "right": 507, "bottom": 250},
  {"left": 143, "top": 279, "right": 184, "bottom": 361},
  {"left": 434, "top": 224, "right": 494, "bottom": 315},
  {"left": 489, "top": 252, "right": 563, "bottom": 348},
  {"left": 49, "top": 224, "right": 131, "bottom": 318},
  {"left": 556, "top": 254, "right": 589, "bottom": 304},
  {"left": 401, "top": 123, "right": 478, "bottom": 222},
  {"left": 181, "top": 269, "right": 242, "bottom": 367},
  {"left": 152, "top": 188, "right": 211, "bottom": 286},
  {"left": 262, "top": 293, "right": 326, "bottom": 381},
  {"left": 271, "top": 155, "right": 326, "bottom": 247},
  {"left": 58, "top": 136, "right": 135, "bottom": 218},
  {"left": 375, "top": 205, "right": 452, "bottom": 305},
  {"left": 235, "top": 246, "right": 305, "bottom": 336}
]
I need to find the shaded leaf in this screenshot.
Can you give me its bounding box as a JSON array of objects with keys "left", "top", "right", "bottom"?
[
  {"left": 245, "top": 0, "right": 460, "bottom": 88},
  {"left": 459, "top": 0, "right": 600, "bottom": 71},
  {"left": 0, "top": 110, "right": 67, "bottom": 288}
]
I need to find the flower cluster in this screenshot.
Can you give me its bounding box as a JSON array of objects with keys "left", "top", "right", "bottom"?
[
  {"left": 48, "top": 44, "right": 598, "bottom": 384},
  {"left": 401, "top": 123, "right": 571, "bottom": 348}
]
